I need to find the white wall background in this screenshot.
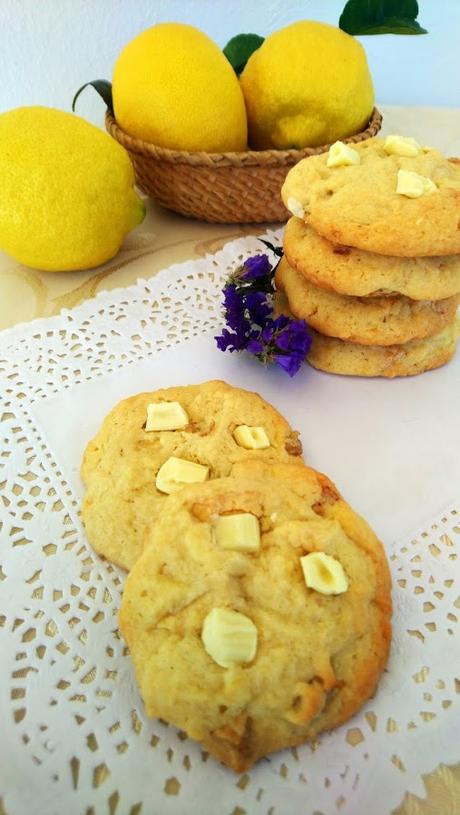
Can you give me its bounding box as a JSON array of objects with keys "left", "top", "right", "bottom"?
[{"left": 0, "top": 0, "right": 459, "bottom": 130}]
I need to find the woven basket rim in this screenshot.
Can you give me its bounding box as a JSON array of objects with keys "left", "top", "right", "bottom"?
[{"left": 106, "top": 107, "right": 383, "bottom": 167}]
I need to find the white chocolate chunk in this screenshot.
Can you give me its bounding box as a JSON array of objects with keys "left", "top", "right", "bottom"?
[
  {"left": 287, "top": 196, "right": 305, "bottom": 218},
  {"left": 396, "top": 170, "right": 423, "bottom": 198},
  {"left": 423, "top": 177, "right": 437, "bottom": 193},
  {"left": 155, "top": 456, "right": 209, "bottom": 495},
  {"left": 145, "top": 401, "right": 189, "bottom": 431},
  {"left": 396, "top": 169, "right": 437, "bottom": 198},
  {"left": 326, "top": 141, "right": 360, "bottom": 168},
  {"left": 233, "top": 425, "right": 270, "bottom": 450},
  {"left": 215, "top": 513, "right": 260, "bottom": 552},
  {"left": 300, "top": 552, "right": 348, "bottom": 595},
  {"left": 201, "top": 607, "right": 257, "bottom": 668},
  {"left": 384, "top": 134, "right": 420, "bottom": 157}
]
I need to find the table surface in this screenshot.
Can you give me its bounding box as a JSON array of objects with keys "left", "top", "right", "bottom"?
[{"left": 1, "top": 105, "right": 460, "bottom": 815}]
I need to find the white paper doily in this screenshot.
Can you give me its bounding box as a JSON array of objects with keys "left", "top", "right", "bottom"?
[{"left": 1, "top": 230, "right": 459, "bottom": 815}]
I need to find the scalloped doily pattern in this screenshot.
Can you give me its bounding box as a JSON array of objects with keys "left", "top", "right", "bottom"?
[{"left": 1, "top": 230, "right": 459, "bottom": 815}]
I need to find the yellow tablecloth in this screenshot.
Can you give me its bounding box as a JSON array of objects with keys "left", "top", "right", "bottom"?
[{"left": 1, "top": 105, "right": 459, "bottom": 815}]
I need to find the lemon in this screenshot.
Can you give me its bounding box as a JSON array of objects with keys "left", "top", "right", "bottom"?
[
  {"left": 0, "top": 106, "right": 145, "bottom": 272},
  {"left": 112, "top": 22, "right": 247, "bottom": 152},
  {"left": 240, "top": 21, "right": 374, "bottom": 150}
]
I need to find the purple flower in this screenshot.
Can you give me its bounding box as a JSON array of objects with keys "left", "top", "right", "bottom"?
[
  {"left": 246, "top": 339, "right": 264, "bottom": 354},
  {"left": 222, "top": 284, "right": 251, "bottom": 337},
  {"left": 270, "top": 314, "right": 290, "bottom": 333},
  {"left": 244, "top": 290, "right": 272, "bottom": 326},
  {"left": 274, "top": 352, "right": 304, "bottom": 377},
  {"left": 275, "top": 319, "right": 312, "bottom": 355},
  {"left": 215, "top": 328, "right": 242, "bottom": 352},
  {"left": 240, "top": 254, "right": 272, "bottom": 281},
  {"left": 228, "top": 253, "right": 275, "bottom": 294},
  {"left": 261, "top": 323, "right": 274, "bottom": 342},
  {"left": 222, "top": 284, "right": 243, "bottom": 319},
  {"left": 215, "top": 242, "right": 311, "bottom": 377}
]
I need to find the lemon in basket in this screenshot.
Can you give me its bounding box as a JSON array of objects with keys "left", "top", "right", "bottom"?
[
  {"left": 112, "top": 22, "right": 247, "bottom": 152},
  {"left": 239, "top": 20, "right": 374, "bottom": 149},
  {"left": 0, "top": 106, "right": 145, "bottom": 272}
]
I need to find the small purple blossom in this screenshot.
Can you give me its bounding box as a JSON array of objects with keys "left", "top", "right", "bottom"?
[
  {"left": 244, "top": 290, "right": 272, "bottom": 326},
  {"left": 215, "top": 248, "right": 311, "bottom": 377},
  {"left": 221, "top": 284, "right": 251, "bottom": 337},
  {"left": 215, "top": 327, "right": 243, "bottom": 353},
  {"left": 246, "top": 339, "right": 264, "bottom": 354},
  {"left": 240, "top": 254, "right": 272, "bottom": 281},
  {"left": 275, "top": 318, "right": 312, "bottom": 356},
  {"left": 260, "top": 315, "right": 312, "bottom": 377},
  {"left": 228, "top": 253, "right": 275, "bottom": 294},
  {"left": 274, "top": 352, "right": 304, "bottom": 377}
]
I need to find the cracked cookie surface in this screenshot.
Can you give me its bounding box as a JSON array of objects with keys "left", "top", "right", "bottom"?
[
  {"left": 81, "top": 381, "right": 302, "bottom": 570},
  {"left": 281, "top": 139, "right": 460, "bottom": 256},
  {"left": 119, "top": 460, "right": 392, "bottom": 771}
]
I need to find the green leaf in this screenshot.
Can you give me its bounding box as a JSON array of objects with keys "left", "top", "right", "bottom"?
[
  {"left": 223, "top": 33, "right": 264, "bottom": 75},
  {"left": 72, "top": 80, "right": 114, "bottom": 115},
  {"left": 339, "top": 0, "right": 428, "bottom": 35},
  {"left": 259, "top": 239, "right": 284, "bottom": 258}
]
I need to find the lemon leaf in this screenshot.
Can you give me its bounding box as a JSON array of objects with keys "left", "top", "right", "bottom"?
[
  {"left": 259, "top": 239, "right": 284, "bottom": 259},
  {"left": 72, "top": 80, "right": 114, "bottom": 114},
  {"left": 339, "top": 0, "right": 427, "bottom": 35},
  {"left": 223, "top": 33, "right": 264, "bottom": 75}
]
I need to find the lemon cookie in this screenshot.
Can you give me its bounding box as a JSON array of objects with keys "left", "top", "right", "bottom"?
[
  {"left": 276, "top": 256, "right": 460, "bottom": 346},
  {"left": 284, "top": 217, "right": 460, "bottom": 301},
  {"left": 281, "top": 137, "right": 460, "bottom": 256},
  {"left": 81, "top": 380, "right": 302, "bottom": 570},
  {"left": 307, "top": 320, "right": 458, "bottom": 378},
  {"left": 119, "top": 460, "right": 391, "bottom": 772}
]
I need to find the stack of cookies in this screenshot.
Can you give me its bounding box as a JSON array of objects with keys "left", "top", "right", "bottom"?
[
  {"left": 279, "top": 135, "right": 460, "bottom": 377},
  {"left": 81, "top": 380, "right": 392, "bottom": 771}
]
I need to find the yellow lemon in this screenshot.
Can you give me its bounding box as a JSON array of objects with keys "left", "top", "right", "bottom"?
[
  {"left": 240, "top": 21, "right": 374, "bottom": 149},
  {"left": 0, "top": 106, "right": 145, "bottom": 272},
  {"left": 112, "top": 22, "right": 247, "bottom": 152}
]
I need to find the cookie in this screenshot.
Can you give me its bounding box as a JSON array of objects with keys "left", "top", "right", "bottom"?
[
  {"left": 281, "top": 138, "right": 460, "bottom": 256},
  {"left": 284, "top": 216, "right": 460, "bottom": 301},
  {"left": 119, "top": 460, "right": 392, "bottom": 772},
  {"left": 276, "top": 256, "right": 460, "bottom": 346},
  {"left": 81, "top": 380, "right": 302, "bottom": 570},
  {"left": 306, "top": 319, "right": 459, "bottom": 378}
]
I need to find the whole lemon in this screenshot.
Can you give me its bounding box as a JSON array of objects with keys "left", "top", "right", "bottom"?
[
  {"left": 112, "top": 22, "right": 247, "bottom": 152},
  {"left": 240, "top": 21, "right": 374, "bottom": 150},
  {"left": 0, "top": 107, "right": 145, "bottom": 271}
]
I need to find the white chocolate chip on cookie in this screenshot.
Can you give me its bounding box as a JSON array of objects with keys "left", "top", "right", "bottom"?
[
  {"left": 145, "top": 401, "right": 189, "bottom": 431},
  {"left": 384, "top": 134, "right": 420, "bottom": 157},
  {"left": 300, "top": 551, "right": 348, "bottom": 595},
  {"left": 287, "top": 196, "right": 305, "bottom": 218},
  {"left": 396, "top": 169, "right": 437, "bottom": 198},
  {"left": 214, "top": 513, "right": 260, "bottom": 552},
  {"left": 155, "top": 456, "right": 209, "bottom": 494},
  {"left": 201, "top": 607, "right": 258, "bottom": 668},
  {"left": 233, "top": 425, "right": 270, "bottom": 449},
  {"left": 326, "top": 141, "right": 360, "bottom": 168}
]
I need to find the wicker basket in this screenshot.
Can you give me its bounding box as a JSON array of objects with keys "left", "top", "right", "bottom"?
[{"left": 106, "top": 108, "right": 382, "bottom": 224}]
